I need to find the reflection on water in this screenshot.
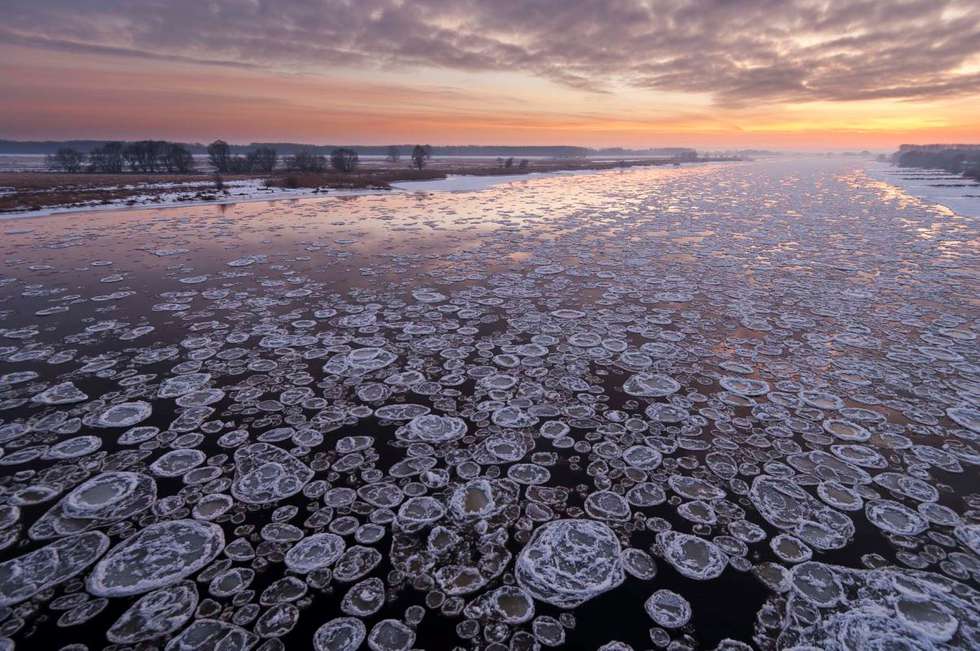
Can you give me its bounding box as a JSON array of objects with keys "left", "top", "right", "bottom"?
[{"left": 0, "top": 158, "right": 978, "bottom": 650}]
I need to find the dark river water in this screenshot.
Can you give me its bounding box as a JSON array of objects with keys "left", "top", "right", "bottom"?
[{"left": 0, "top": 159, "right": 977, "bottom": 651}]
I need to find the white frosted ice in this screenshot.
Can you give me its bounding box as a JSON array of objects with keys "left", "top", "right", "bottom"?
[
  {"left": 760, "top": 562, "right": 979, "bottom": 649},
  {"left": 231, "top": 442, "right": 313, "bottom": 504},
  {"left": 165, "top": 619, "right": 258, "bottom": 650},
  {"left": 30, "top": 471, "right": 156, "bottom": 539},
  {"left": 402, "top": 413, "right": 467, "bottom": 443},
  {"left": 158, "top": 373, "right": 211, "bottom": 398},
  {"left": 94, "top": 401, "right": 153, "bottom": 427},
  {"left": 0, "top": 532, "right": 109, "bottom": 606},
  {"left": 107, "top": 581, "right": 198, "bottom": 643},
  {"left": 31, "top": 381, "right": 88, "bottom": 405},
  {"left": 623, "top": 373, "right": 681, "bottom": 397},
  {"left": 657, "top": 531, "right": 727, "bottom": 580},
  {"left": 516, "top": 519, "right": 624, "bottom": 608},
  {"left": 314, "top": 617, "right": 367, "bottom": 651},
  {"left": 645, "top": 589, "right": 691, "bottom": 628},
  {"left": 750, "top": 475, "right": 854, "bottom": 550},
  {"left": 88, "top": 520, "right": 224, "bottom": 596}
]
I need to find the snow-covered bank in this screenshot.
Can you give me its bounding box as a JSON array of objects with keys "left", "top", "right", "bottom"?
[
  {"left": 865, "top": 161, "right": 980, "bottom": 218},
  {"left": 1, "top": 162, "right": 726, "bottom": 220},
  {"left": 0, "top": 168, "right": 613, "bottom": 220},
  {"left": 0, "top": 179, "right": 388, "bottom": 220}
]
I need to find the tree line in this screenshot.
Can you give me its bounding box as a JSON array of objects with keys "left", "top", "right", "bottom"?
[
  {"left": 45, "top": 140, "right": 440, "bottom": 174},
  {"left": 897, "top": 147, "right": 980, "bottom": 181},
  {"left": 206, "top": 141, "right": 278, "bottom": 173},
  {"left": 46, "top": 141, "right": 196, "bottom": 174}
]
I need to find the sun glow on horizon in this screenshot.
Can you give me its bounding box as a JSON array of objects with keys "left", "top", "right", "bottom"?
[{"left": 2, "top": 0, "right": 979, "bottom": 150}]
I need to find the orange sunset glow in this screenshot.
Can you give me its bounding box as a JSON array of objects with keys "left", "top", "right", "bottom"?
[{"left": 2, "top": 1, "right": 980, "bottom": 149}]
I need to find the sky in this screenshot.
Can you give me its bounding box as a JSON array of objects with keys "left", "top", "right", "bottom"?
[{"left": 2, "top": 0, "right": 979, "bottom": 150}]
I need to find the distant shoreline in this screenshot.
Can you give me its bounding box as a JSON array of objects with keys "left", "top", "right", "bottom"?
[
  {"left": 0, "top": 140, "right": 713, "bottom": 159},
  {"left": 0, "top": 156, "right": 737, "bottom": 217}
]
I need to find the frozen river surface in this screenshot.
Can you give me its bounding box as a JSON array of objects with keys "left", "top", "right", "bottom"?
[{"left": 0, "top": 159, "right": 978, "bottom": 650}]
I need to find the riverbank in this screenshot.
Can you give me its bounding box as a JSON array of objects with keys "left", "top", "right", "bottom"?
[
  {"left": 865, "top": 161, "right": 980, "bottom": 218},
  {"left": 0, "top": 156, "right": 734, "bottom": 216}
]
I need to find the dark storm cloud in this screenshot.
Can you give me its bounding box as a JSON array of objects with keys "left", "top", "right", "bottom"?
[{"left": 4, "top": 0, "right": 979, "bottom": 105}]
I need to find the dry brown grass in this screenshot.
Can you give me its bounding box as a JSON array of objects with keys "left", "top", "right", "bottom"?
[
  {"left": 263, "top": 159, "right": 678, "bottom": 190},
  {"left": 264, "top": 169, "right": 447, "bottom": 190},
  {"left": 0, "top": 172, "right": 260, "bottom": 191},
  {"left": 0, "top": 172, "right": 255, "bottom": 212}
]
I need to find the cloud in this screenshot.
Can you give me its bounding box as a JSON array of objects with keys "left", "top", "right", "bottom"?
[
  {"left": 3, "top": 0, "right": 979, "bottom": 105},
  {"left": 0, "top": 28, "right": 260, "bottom": 70}
]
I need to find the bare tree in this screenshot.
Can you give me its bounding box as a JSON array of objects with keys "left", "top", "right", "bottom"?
[
  {"left": 518, "top": 159, "right": 529, "bottom": 169},
  {"left": 248, "top": 147, "right": 278, "bottom": 173},
  {"left": 411, "top": 145, "right": 427, "bottom": 170},
  {"left": 285, "top": 149, "right": 327, "bottom": 172},
  {"left": 45, "top": 148, "right": 85, "bottom": 173},
  {"left": 122, "top": 142, "right": 144, "bottom": 172},
  {"left": 123, "top": 140, "right": 167, "bottom": 173},
  {"left": 330, "top": 148, "right": 359, "bottom": 173},
  {"left": 163, "top": 143, "right": 194, "bottom": 173},
  {"left": 504, "top": 157, "right": 514, "bottom": 169},
  {"left": 386, "top": 145, "right": 400, "bottom": 163},
  {"left": 226, "top": 156, "right": 252, "bottom": 173},
  {"left": 207, "top": 139, "right": 231, "bottom": 173},
  {"left": 150, "top": 141, "right": 168, "bottom": 172},
  {"left": 87, "top": 142, "right": 124, "bottom": 173}
]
